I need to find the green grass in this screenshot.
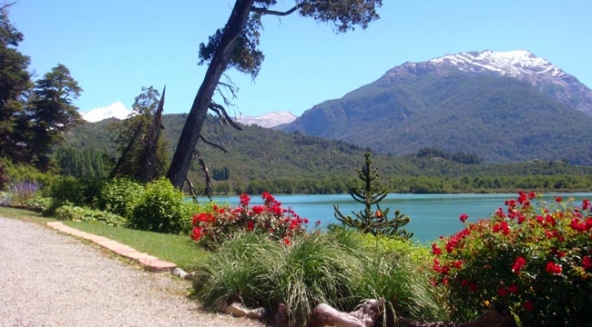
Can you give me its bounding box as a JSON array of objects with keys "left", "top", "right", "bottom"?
[
  {"left": 61, "top": 221, "right": 208, "bottom": 271},
  {"left": 0, "top": 206, "right": 208, "bottom": 271}
]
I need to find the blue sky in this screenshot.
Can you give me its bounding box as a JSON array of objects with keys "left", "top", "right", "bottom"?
[{"left": 10, "top": 0, "right": 592, "bottom": 117}]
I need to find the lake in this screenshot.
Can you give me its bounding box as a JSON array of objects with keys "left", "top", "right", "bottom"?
[{"left": 209, "top": 192, "right": 592, "bottom": 243}]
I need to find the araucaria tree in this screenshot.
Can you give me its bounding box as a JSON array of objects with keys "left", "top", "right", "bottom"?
[
  {"left": 334, "top": 152, "right": 413, "bottom": 239},
  {"left": 167, "top": 0, "right": 383, "bottom": 189}
]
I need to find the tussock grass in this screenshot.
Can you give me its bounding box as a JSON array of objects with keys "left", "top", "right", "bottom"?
[{"left": 194, "top": 230, "right": 448, "bottom": 326}]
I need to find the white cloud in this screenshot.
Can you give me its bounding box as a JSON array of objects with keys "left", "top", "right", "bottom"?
[{"left": 81, "top": 101, "right": 132, "bottom": 122}]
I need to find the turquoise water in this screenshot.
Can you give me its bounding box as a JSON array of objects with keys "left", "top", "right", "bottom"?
[{"left": 208, "top": 193, "right": 592, "bottom": 243}]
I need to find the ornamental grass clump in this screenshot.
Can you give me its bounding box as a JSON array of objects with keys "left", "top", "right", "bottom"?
[
  {"left": 432, "top": 191, "right": 592, "bottom": 326},
  {"left": 191, "top": 192, "right": 308, "bottom": 248}
]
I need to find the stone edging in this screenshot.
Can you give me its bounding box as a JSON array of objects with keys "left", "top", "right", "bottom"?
[{"left": 46, "top": 221, "right": 187, "bottom": 275}]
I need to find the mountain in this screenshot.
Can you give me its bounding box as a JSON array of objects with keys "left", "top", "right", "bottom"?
[
  {"left": 279, "top": 50, "right": 592, "bottom": 165},
  {"left": 236, "top": 111, "right": 297, "bottom": 128}
]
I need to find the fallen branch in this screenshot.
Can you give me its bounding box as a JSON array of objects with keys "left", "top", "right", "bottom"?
[{"left": 309, "top": 298, "right": 385, "bottom": 327}]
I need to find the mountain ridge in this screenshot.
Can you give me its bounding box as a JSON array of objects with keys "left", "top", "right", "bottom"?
[{"left": 279, "top": 50, "right": 592, "bottom": 165}]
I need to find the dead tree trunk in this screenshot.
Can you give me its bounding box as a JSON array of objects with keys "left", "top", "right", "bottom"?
[
  {"left": 138, "top": 85, "right": 165, "bottom": 183},
  {"left": 166, "top": 0, "right": 256, "bottom": 189}
]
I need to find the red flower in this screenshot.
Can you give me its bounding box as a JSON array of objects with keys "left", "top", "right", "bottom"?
[
  {"left": 582, "top": 256, "right": 592, "bottom": 270},
  {"left": 252, "top": 205, "right": 264, "bottom": 215},
  {"left": 524, "top": 300, "right": 534, "bottom": 312},
  {"left": 512, "top": 257, "right": 526, "bottom": 274},
  {"left": 508, "top": 283, "right": 519, "bottom": 294},
  {"left": 459, "top": 213, "right": 469, "bottom": 223},
  {"left": 315, "top": 220, "right": 321, "bottom": 226},
  {"left": 239, "top": 193, "right": 251, "bottom": 207},
  {"left": 555, "top": 196, "right": 563, "bottom": 203},
  {"left": 191, "top": 227, "right": 203, "bottom": 241},
  {"left": 469, "top": 282, "right": 478, "bottom": 292},
  {"left": 431, "top": 243, "right": 442, "bottom": 255},
  {"left": 283, "top": 237, "right": 291, "bottom": 246},
  {"left": 583, "top": 199, "right": 591, "bottom": 210},
  {"left": 247, "top": 221, "right": 255, "bottom": 231},
  {"left": 545, "top": 262, "right": 562, "bottom": 275},
  {"left": 498, "top": 287, "right": 509, "bottom": 297}
]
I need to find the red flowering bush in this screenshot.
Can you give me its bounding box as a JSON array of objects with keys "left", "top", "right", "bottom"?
[
  {"left": 432, "top": 191, "right": 592, "bottom": 326},
  {"left": 191, "top": 192, "right": 308, "bottom": 248}
]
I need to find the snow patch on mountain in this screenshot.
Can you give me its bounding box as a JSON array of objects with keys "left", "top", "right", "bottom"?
[
  {"left": 236, "top": 111, "right": 297, "bottom": 128},
  {"left": 429, "top": 50, "right": 565, "bottom": 78},
  {"left": 81, "top": 101, "right": 132, "bottom": 122}
]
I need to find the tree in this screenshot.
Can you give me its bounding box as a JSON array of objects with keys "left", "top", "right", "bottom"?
[
  {"left": 110, "top": 86, "right": 169, "bottom": 181},
  {"left": 334, "top": 152, "right": 413, "bottom": 239},
  {"left": 167, "top": 0, "right": 383, "bottom": 189},
  {"left": 0, "top": 6, "right": 32, "bottom": 159},
  {"left": 25, "top": 64, "right": 83, "bottom": 170}
]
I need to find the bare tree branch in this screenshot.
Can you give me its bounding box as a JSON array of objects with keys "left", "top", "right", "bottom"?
[
  {"left": 251, "top": 4, "right": 299, "bottom": 16},
  {"left": 193, "top": 150, "right": 212, "bottom": 199},
  {"left": 209, "top": 102, "right": 243, "bottom": 131},
  {"left": 199, "top": 134, "right": 228, "bottom": 153},
  {"left": 0, "top": 1, "right": 19, "bottom": 11},
  {"left": 185, "top": 177, "right": 199, "bottom": 203}
]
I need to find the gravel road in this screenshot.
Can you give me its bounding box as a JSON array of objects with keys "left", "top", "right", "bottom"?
[{"left": 0, "top": 217, "right": 266, "bottom": 327}]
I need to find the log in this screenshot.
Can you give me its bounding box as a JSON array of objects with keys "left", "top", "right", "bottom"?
[{"left": 309, "top": 298, "right": 385, "bottom": 327}]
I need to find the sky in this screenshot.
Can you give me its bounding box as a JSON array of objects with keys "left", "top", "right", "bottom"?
[{"left": 9, "top": 0, "right": 592, "bottom": 118}]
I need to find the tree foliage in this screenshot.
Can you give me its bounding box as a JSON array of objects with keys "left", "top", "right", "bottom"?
[
  {"left": 0, "top": 7, "right": 32, "bottom": 160},
  {"left": 25, "top": 64, "right": 83, "bottom": 170},
  {"left": 167, "top": 0, "right": 383, "bottom": 189}
]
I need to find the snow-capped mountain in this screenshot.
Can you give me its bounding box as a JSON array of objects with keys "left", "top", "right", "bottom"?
[
  {"left": 81, "top": 101, "right": 132, "bottom": 122},
  {"left": 236, "top": 111, "right": 297, "bottom": 128},
  {"left": 378, "top": 50, "right": 592, "bottom": 115}
]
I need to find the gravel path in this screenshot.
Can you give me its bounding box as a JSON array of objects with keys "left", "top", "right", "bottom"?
[{"left": 0, "top": 217, "right": 266, "bottom": 327}]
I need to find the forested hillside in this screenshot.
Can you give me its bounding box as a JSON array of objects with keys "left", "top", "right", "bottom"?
[{"left": 59, "top": 114, "right": 592, "bottom": 194}]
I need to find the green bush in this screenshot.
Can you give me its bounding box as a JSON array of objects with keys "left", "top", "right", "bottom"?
[
  {"left": 432, "top": 192, "right": 592, "bottom": 326},
  {"left": 128, "top": 178, "right": 189, "bottom": 234},
  {"left": 43, "top": 176, "right": 84, "bottom": 216},
  {"left": 55, "top": 205, "right": 126, "bottom": 227},
  {"left": 95, "top": 178, "right": 144, "bottom": 218}
]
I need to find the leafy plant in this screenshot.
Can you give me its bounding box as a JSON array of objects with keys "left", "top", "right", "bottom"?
[
  {"left": 95, "top": 178, "right": 144, "bottom": 219},
  {"left": 128, "top": 178, "right": 189, "bottom": 234},
  {"left": 191, "top": 192, "right": 308, "bottom": 248},
  {"left": 55, "top": 205, "right": 126, "bottom": 227},
  {"left": 432, "top": 191, "right": 592, "bottom": 325},
  {"left": 334, "top": 152, "right": 413, "bottom": 239}
]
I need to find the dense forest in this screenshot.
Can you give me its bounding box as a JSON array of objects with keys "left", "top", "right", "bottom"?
[{"left": 57, "top": 113, "right": 592, "bottom": 195}]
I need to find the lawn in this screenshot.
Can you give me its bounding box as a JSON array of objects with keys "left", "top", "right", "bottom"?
[{"left": 0, "top": 207, "right": 208, "bottom": 271}]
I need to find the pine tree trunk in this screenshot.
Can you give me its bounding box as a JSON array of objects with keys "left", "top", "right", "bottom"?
[{"left": 166, "top": 0, "right": 255, "bottom": 189}]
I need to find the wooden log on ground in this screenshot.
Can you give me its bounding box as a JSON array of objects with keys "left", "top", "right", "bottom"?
[{"left": 308, "top": 298, "right": 385, "bottom": 327}]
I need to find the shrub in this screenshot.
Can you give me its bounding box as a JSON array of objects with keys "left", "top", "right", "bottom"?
[
  {"left": 191, "top": 192, "right": 308, "bottom": 248},
  {"left": 128, "top": 178, "right": 188, "bottom": 234},
  {"left": 95, "top": 178, "right": 144, "bottom": 218},
  {"left": 55, "top": 205, "right": 126, "bottom": 227},
  {"left": 43, "top": 176, "right": 84, "bottom": 216},
  {"left": 432, "top": 191, "right": 592, "bottom": 326}
]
